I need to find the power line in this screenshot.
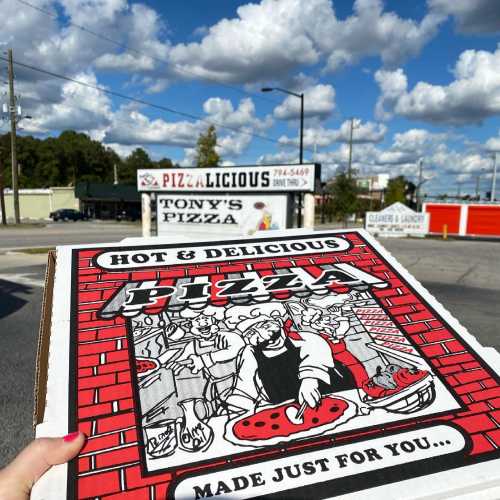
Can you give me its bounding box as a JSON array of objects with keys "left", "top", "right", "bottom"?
[
  {"left": 0, "top": 55, "right": 316, "bottom": 154},
  {"left": 15, "top": 0, "right": 281, "bottom": 105}
]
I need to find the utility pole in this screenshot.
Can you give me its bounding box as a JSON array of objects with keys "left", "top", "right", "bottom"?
[
  {"left": 7, "top": 49, "right": 20, "bottom": 224},
  {"left": 347, "top": 118, "right": 360, "bottom": 179},
  {"left": 475, "top": 174, "right": 481, "bottom": 200},
  {"left": 416, "top": 159, "right": 423, "bottom": 211},
  {"left": 113, "top": 163, "right": 119, "bottom": 185},
  {"left": 0, "top": 155, "right": 6, "bottom": 225},
  {"left": 347, "top": 118, "right": 354, "bottom": 179},
  {"left": 491, "top": 153, "right": 497, "bottom": 202}
]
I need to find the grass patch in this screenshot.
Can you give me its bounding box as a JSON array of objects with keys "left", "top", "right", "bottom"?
[
  {"left": 0, "top": 223, "right": 46, "bottom": 229},
  {"left": 16, "top": 247, "right": 54, "bottom": 254}
]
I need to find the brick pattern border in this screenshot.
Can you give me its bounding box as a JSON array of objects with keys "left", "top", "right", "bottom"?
[{"left": 71, "top": 232, "right": 500, "bottom": 499}]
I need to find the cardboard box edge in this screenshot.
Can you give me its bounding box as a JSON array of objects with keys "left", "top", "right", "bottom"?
[{"left": 33, "top": 250, "right": 56, "bottom": 431}]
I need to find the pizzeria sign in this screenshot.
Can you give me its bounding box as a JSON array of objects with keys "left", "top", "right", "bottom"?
[{"left": 137, "top": 164, "right": 319, "bottom": 193}]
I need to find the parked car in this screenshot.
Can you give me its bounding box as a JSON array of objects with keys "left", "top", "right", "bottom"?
[{"left": 50, "top": 208, "right": 87, "bottom": 221}]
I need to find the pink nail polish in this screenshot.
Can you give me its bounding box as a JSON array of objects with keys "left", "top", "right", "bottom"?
[{"left": 63, "top": 431, "right": 80, "bottom": 442}]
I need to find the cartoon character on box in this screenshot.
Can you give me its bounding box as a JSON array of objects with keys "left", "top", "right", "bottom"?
[
  {"left": 296, "top": 296, "right": 370, "bottom": 390},
  {"left": 298, "top": 296, "right": 434, "bottom": 413},
  {"left": 169, "top": 306, "right": 245, "bottom": 418},
  {"left": 224, "top": 302, "right": 357, "bottom": 415}
]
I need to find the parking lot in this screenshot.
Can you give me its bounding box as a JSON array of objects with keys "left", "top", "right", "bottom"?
[{"left": 0, "top": 220, "right": 141, "bottom": 251}]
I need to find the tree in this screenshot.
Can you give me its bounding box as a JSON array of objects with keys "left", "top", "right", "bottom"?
[
  {"left": 156, "top": 158, "right": 175, "bottom": 168},
  {"left": 327, "top": 172, "right": 359, "bottom": 225},
  {"left": 385, "top": 175, "right": 416, "bottom": 207},
  {"left": 121, "top": 148, "right": 153, "bottom": 184},
  {"left": 0, "top": 131, "right": 122, "bottom": 188},
  {"left": 195, "top": 125, "right": 220, "bottom": 167}
]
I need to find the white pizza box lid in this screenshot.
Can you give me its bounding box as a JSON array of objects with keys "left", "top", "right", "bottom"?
[{"left": 32, "top": 228, "right": 500, "bottom": 499}]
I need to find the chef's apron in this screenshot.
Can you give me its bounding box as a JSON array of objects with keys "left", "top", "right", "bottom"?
[{"left": 255, "top": 338, "right": 356, "bottom": 405}]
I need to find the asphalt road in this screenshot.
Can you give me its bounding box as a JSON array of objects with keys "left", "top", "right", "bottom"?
[
  {"left": 0, "top": 254, "right": 46, "bottom": 466},
  {"left": 0, "top": 220, "right": 141, "bottom": 250},
  {"left": 0, "top": 236, "right": 499, "bottom": 467}
]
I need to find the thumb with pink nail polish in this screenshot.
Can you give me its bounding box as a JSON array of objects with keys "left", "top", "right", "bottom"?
[{"left": 0, "top": 432, "right": 85, "bottom": 500}]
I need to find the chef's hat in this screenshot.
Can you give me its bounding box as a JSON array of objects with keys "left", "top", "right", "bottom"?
[
  {"left": 225, "top": 302, "right": 286, "bottom": 333},
  {"left": 303, "top": 293, "right": 352, "bottom": 310},
  {"left": 180, "top": 305, "right": 225, "bottom": 321}
]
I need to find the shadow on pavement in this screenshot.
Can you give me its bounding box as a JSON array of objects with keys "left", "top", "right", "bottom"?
[{"left": 0, "top": 279, "right": 32, "bottom": 319}]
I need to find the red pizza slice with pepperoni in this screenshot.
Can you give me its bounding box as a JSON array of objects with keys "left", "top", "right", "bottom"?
[
  {"left": 135, "top": 357, "right": 159, "bottom": 378},
  {"left": 225, "top": 395, "right": 357, "bottom": 447}
]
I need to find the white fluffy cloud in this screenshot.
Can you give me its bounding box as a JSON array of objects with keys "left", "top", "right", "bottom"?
[
  {"left": 216, "top": 131, "right": 253, "bottom": 158},
  {"left": 104, "top": 108, "right": 203, "bottom": 146},
  {"left": 104, "top": 97, "right": 270, "bottom": 161},
  {"left": 375, "top": 45, "right": 500, "bottom": 124},
  {"left": 22, "top": 72, "right": 112, "bottom": 140},
  {"left": 0, "top": 0, "right": 171, "bottom": 97},
  {"left": 429, "top": 0, "right": 500, "bottom": 34},
  {"left": 374, "top": 68, "right": 408, "bottom": 120},
  {"left": 278, "top": 120, "right": 387, "bottom": 148},
  {"left": 203, "top": 97, "right": 272, "bottom": 131},
  {"left": 317, "top": 0, "right": 443, "bottom": 72},
  {"left": 259, "top": 124, "right": 497, "bottom": 195},
  {"left": 257, "top": 150, "right": 299, "bottom": 165},
  {"left": 273, "top": 84, "right": 335, "bottom": 121},
  {"left": 169, "top": 0, "right": 320, "bottom": 84},
  {"left": 485, "top": 131, "right": 500, "bottom": 152},
  {"left": 169, "top": 0, "right": 443, "bottom": 84}
]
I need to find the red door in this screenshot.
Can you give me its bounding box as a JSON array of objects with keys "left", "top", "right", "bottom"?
[
  {"left": 467, "top": 206, "right": 500, "bottom": 236},
  {"left": 425, "top": 204, "right": 461, "bottom": 234}
]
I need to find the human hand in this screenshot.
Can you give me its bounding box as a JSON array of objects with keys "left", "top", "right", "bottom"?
[
  {"left": 187, "top": 354, "right": 205, "bottom": 374},
  {"left": 215, "top": 331, "right": 229, "bottom": 350},
  {"left": 165, "top": 323, "right": 185, "bottom": 341},
  {"left": 301, "top": 309, "right": 322, "bottom": 328},
  {"left": 170, "top": 360, "right": 188, "bottom": 376},
  {"left": 165, "top": 324, "right": 178, "bottom": 335},
  {"left": 0, "top": 431, "right": 85, "bottom": 500},
  {"left": 298, "top": 378, "right": 321, "bottom": 408}
]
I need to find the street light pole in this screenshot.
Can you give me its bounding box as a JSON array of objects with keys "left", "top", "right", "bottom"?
[
  {"left": 298, "top": 92, "right": 304, "bottom": 227},
  {"left": 299, "top": 93, "right": 304, "bottom": 164},
  {"left": 262, "top": 86, "right": 305, "bottom": 227}
]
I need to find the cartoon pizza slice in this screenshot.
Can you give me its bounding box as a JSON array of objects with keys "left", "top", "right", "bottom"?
[
  {"left": 135, "top": 357, "right": 160, "bottom": 378},
  {"left": 225, "top": 395, "right": 357, "bottom": 447}
]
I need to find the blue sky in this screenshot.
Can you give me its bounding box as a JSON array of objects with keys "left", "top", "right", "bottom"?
[{"left": 2, "top": 0, "right": 500, "bottom": 195}]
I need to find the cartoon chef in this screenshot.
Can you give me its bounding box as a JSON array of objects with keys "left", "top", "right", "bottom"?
[
  {"left": 169, "top": 306, "right": 245, "bottom": 417},
  {"left": 240, "top": 201, "right": 274, "bottom": 235},
  {"left": 298, "top": 295, "right": 368, "bottom": 391},
  {"left": 299, "top": 295, "right": 351, "bottom": 341},
  {"left": 225, "top": 303, "right": 336, "bottom": 414}
]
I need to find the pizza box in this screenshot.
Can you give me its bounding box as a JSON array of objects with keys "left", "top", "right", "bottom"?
[{"left": 32, "top": 229, "right": 500, "bottom": 499}]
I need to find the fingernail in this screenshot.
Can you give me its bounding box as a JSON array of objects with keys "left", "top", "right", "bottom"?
[{"left": 63, "top": 431, "right": 81, "bottom": 442}]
